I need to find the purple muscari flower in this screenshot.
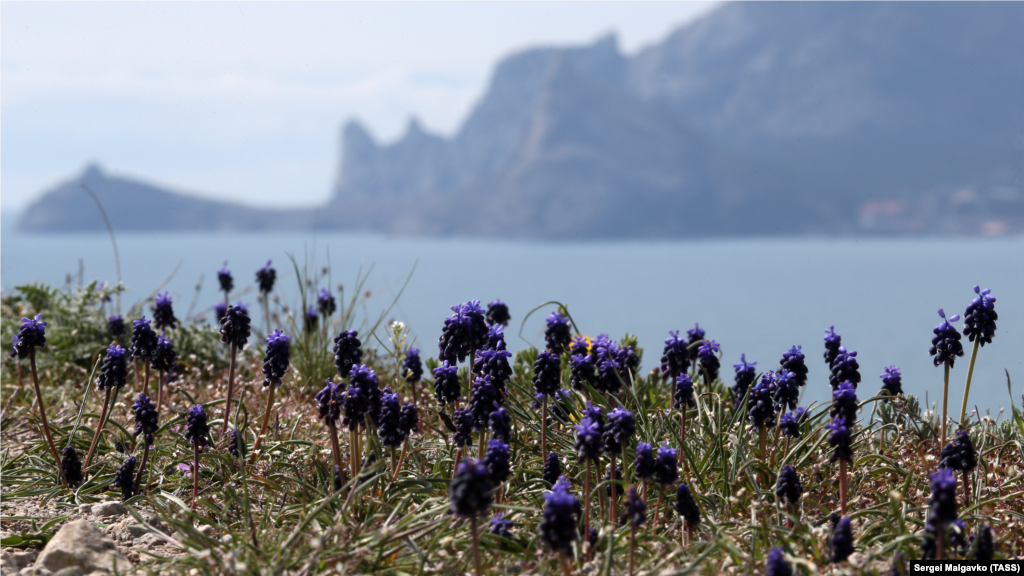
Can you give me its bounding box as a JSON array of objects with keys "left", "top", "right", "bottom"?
[
  {"left": 604, "top": 466, "right": 623, "bottom": 498},
  {"left": 569, "top": 335, "right": 590, "bottom": 358},
  {"left": 486, "top": 324, "right": 505, "bottom": 350},
  {"left": 583, "top": 402, "right": 605, "bottom": 429},
  {"left": 184, "top": 405, "right": 210, "bottom": 449},
  {"left": 490, "top": 513, "right": 513, "bottom": 539},
  {"left": 217, "top": 261, "right": 233, "bottom": 294},
  {"left": 316, "top": 380, "right": 344, "bottom": 426},
  {"left": 132, "top": 392, "right": 159, "bottom": 444},
  {"left": 377, "top": 389, "right": 403, "bottom": 448},
  {"left": 153, "top": 292, "right": 177, "bottom": 331},
  {"left": 333, "top": 330, "right": 363, "bottom": 379},
  {"left": 686, "top": 323, "right": 705, "bottom": 353},
  {"left": 939, "top": 430, "right": 977, "bottom": 473},
  {"left": 128, "top": 316, "right": 158, "bottom": 362},
  {"left": 824, "top": 326, "right": 842, "bottom": 367},
  {"left": 438, "top": 301, "right": 489, "bottom": 364},
  {"left": 732, "top": 354, "right": 757, "bottom": 407},
  {"left": 333, "top": 466, "right": 343, "bottom": 492},
  {"left": 431, "top": 361, "right": 461, "bottom": 407},
  {"left": 930, "top": 309, "right": 965, "bottom": 367},
  {"left": 449, "top": 458, "right": 493, "bottom": 518},
  {"left": 228, "top": 428, "right": 246, "bottom": 459},
  {"left": 453, "top": 408, "right": 474, "bottom": 447},
  {"left": 350, "top": 364, "right": 382, "bottom": 426},
  {"left": 214, "top": 302, "right": 227, "bottom": 323},
  {"left": 543, "top": 452, "right": 561, "bottom": 485},
  {"left": 486, "top": 300, "right": 510, "bottom": 327},
  {"left": 219, "top": 304, "right": 252, "bottom": 348},
  {"left": 402, "top": 347, "right": 423, "bottom": 384},
  {"left": 826, "top": 417, "right": 854, "bottom": 463},
  {"left": 661, "top": 330, "right": 691, "bottom": 382},
  {"left": 775, "top": 465, "right": 802, "bottom": 505},
  {"left": 532, "top": 349, "right": 562, "bottom": 397},
  {"left": 317, "top": 288, "right": 336, "bottom": 317},
  {"left": 602, "top": 407, "right": 636, "bottom": 454},
  {"left": 340, "top": 378, "right": 370, "bottom": 429},
  {"left": 544, "top": 311, "right": 572, "bottom": 355},
  {"left": 304, "top": 305, "right": 318, "bottom": 333},
  {"left": 748, "top": 373, "right": 776, "bottom": 429},
  {"left": 262, "top": 330, "right": 291, "bottom": 388},
  {"left": 483, "top": 439, "right": 511, "bottom": 485},
  {"left": 399, "top": 402, "right": 419, "bottom": 439},
  {"left": 921, "top": 468, "right": 959, "bottom": 559},
  {"left": 108, "top": 315, "right": 126, "bottom": 338},
  {"left": 574, "top": 417, "right": 603, "bottom": 463},
  {"left": 780, "top": 345, "right": 808, "bottom": 388},
  {"left": 675, "top": 481, "right": 701, "bottom": 527},
  {"left": 674, "top": 374, "right": 696, "bottom": 411},
  {"left": 489, "top": 404, "right": 512, "bottom": 443},
  {"left": 830, "top": 380, "right": 859, "bottom": 426},
  {"left": 255, "top": 260, "right": 276, "bottom": 294},
  {"left": 623, "top": 486, "right": 647, "bottom": 528},
  {"left": 772, "top": 369, "right": 800, "bottom": 413},
  {"left": 829, "top": 347, "right": 861, "bottom": 390},
  {"left": 973, "top": 525, "right": 994, "bottom": 562},
  {"left": 779, "top": 408, "right": 808, "bottom": 439},
  {"left": 697, "top": 340, "right": 721, "bottom": 383},
  {"left": 948, "top": 519, "right": 969, "bottom": 554},
  {"left": 151, "top": 333, "right": 177, "bottom": 373},
  {"left": 831, "top": 517, "right": 854, "bottom": 563},
  {"left": 97, "top": 344, "right": 128, "bottom": 391},
  {"left": 654, "top": 442, "right": 679, "bottom": 487},
  {"left": 113, "top": 456, "right": 137, "bottom": 502},
  {"left": 587, "top": 527, "right": 599, "bottom": 549},
  {"left": 474, "top": 345, "right": 513, "bottom": 393},
  {"left": 469, "top": 376, "right": 500, "bottom": 430},
  {"left": 963, "top": 286, "right": 997, "bottom": 346},
  {"left": 880, "top": 365, "right": 903, "bottom": 402},
  {"left": 594, "top": 351, "right": 623, "bottom": 394},
  {"left": 539, "top": 477, "right": 580, "bottom": 554},
  {"left": 569, "top": 352, "right": 596, "bottom": 391},
  {"left": 634, "top": 442, "right": 656, "bottom": 481},
  {"left": 616, "top": 343, "right": 640, "bottom": 376},
  {"left": 766, "top": 547, "right": 793, "bottom": 576},
  {"left": 61, "top": 447, "right": 84, "bottom": 487}
]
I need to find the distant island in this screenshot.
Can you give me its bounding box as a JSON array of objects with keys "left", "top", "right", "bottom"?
[{"left": 17, "top": 2, "right": 1024, "bottom": 238}]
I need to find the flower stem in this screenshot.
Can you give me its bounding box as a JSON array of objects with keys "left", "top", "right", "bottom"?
[
  {"left": 192, "top": 444, "right": 200, "bottom": 509},
  {"left": 839, "top": 459, "right": 848, "bottom": 516},
  {"left": 470, "top": 515, "right": 482, "bottom": 576},
  {"left": 629, "top": 525, "right": 636, "bottom": 576},
  {"left": 250, "top": 384, "right": 277, "bottom": 464},
  {"left": 941, "top": 360, "right": 950, "bottom": 451},
  {"left": 221, "top": 343, "right": 237, "bottom": 440},
  {"left": 392, "top": 437, "right": 409, "bottom": 482},
  {"left": 584, "top": 461, "right": 592, "bottom": 559},
  {"left": 327, "top": 420, "right": 343, "bottom": 484},
  {"left": 609, "top": 453, "right": 617, "bottom": 524},
  {"left": 29, "top": 352, "right": 62, "bottom": 479},
  {"left": 156, "top": 370, "right": 164, "bottom": 413},
  {"left": 133, "top": 442, "right": 150, "bottom": 494},
  {"left": 959, "top": 338, "right": 981, "bottom": 427},
  {"left": 541, "top": 395, "right": 548, "bottom": 459},
  {"left": 142, "top": 363, "right": 150, "bottom": 397},
  {"left": 84, "top": 387, "right": 113, "bottom": 471}
]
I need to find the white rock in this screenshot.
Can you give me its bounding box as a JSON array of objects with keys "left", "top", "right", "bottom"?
[
  {"left": 1, "top": 548, "right": 39, "bottom": 572},
  {"left": 76, "top": 505, "right": 93, "bottom": 515},
  {"left": 33, "top": 520, "right": 129, "bottom": 574},
  {"left": 91, "top": 502, "right": 126, "bottom": 518}
]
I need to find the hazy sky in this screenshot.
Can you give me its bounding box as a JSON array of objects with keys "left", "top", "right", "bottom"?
[{"left": 1, "top": 1, "right": 718, "bottom": 213}]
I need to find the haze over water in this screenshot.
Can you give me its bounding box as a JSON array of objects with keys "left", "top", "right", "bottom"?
[{"left": 2, "top": 231, "right": 1022, "bottom": 415}]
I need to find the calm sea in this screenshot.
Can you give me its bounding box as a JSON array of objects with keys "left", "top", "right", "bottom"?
[{"left": 2, "top": 231, "right": 1022, "bottom": 413}]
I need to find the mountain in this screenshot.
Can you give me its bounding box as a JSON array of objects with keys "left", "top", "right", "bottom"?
[{"left": 19, "top": 2, "right": 1024, "bottom": 236}]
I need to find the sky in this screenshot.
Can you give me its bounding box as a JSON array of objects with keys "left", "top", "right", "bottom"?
[{"left": 1, "top": 1, "right": 718, "bottom": 214}]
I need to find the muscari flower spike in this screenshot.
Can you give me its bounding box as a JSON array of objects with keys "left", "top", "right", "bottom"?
[
  {"left": 97, "top": 344, "right": 128, "bottom": 391},
  {"left": 603, "top": 407, "right": 636, "bottom": 454},
  {"left": 469, "top": 376, "right": 500, "bottom": 430},
  {"left": 972, "top": 525, "right": 994, "bottom": 562},
  {"left": 483, "top": 439, "right": 512, "bottom": 485},
  {"left": 830, "top": 380, "right": 858, "bottom": 426},
  {"left": 543, "top": 452, "right": 561, "bottom": 485},
  {"left": 779, "top": 408, "right": 808, "bottom": 439},
  {"left": 114, "top": 456, "right": 136, "bottom": 502},
  {"left": 544, "top": 311, "right": 572, "bottom": 355},
  {"left": 217, "top": 261, "right": 233, "bottom": 294},
  {"left": 316, "top": 380, "right": 344, "bottom": 426},
  {"left": 489, "top": 404, "right": 512, "bottom": 443},
  {"left": 214, "top": 302, "right": 227, "bottom": 323},
  {"left": 574, "top": 417, "right": 603, "bottom": 463},
  {"left": 930, "top": 309, "right": 965, "bottom": 367},
  {"left": 350, "top": 364, "right": 381, "bottom": 426},
  {"left": 438, "top": 300, "right": 489, "bottom": 364},
  {"left": 824, "top": 326, "right": 842, "bottom": 367},
  {"left": 228, "top": 428, "right": 246, "bottom": 460},
  {"left": 674, "top": 374, "right": 696, "bottom": 411},
  {"left": 826, "top": 417, "right": 854, "bottom": 463},
  {"left": 128, "top": 316, "right": 158, "bottom": 362},
  {"left": 775, "top": 465, "right": 802, "bottom": 506},
  {"left": 486, "top": 300, "right": 510, "bottom": 327},
  {"left": 686, "top": 323, "right": 705, "bottom": 355},
  {"left": 660, "top": 330, "right": 691, "bottom": 381},
  {"left": 318, "top": 288, "right": 336, "bottom": 317},
  {"left": 880, "top": 365, "right": 903, "bottom": 402},
  {"left": 732, "top": 354, "right": 757, "bottom": 407},
  {"left": 675, "top": 481, "right": 701, "bottom": 527},
  {"left": 431, "top": 361, "right": 461, "bottom": 407},
  {"left": 697, "top": 340, "right": 721, "bottom": 383},
  {"left": 532, "top": 349, "right": 562, "bottom": 397},
  {"left": 548, "top": 388, "right": 574, "bottom": 422},
  {"left": 256, "top": 260, "right": 276, "bottom": 294},
  {"left": 772, "top": 369, "right": 800, "bottom": 413},
  {"left": 780, "top": 345, "right": 808, "bottom": 388},
  {"left": 402, "top": 347, "right": 423, "bottom": 384},
  {"left": 304, "top": 305, "right": 318, "bottom": 333},
  {"left": 491, "top": 513, "right": 513, "bottom": 539},
  {"left": 449, "top": 458, "right": 493, "bottom": 518},
  {"left": 623, "top": 486, "right": 647, "bottom": 528},
  {"left": 378, "top": 389, "right": 404, "bottom": 448},
  {"left": 453, "top": 408, "right": 475, "bottom": 448},
  {"left": 474, "top": 345, "right": 512, "bottom": 393},
  {"left": 262, "top": 330, "right": 291, "bottom": 388},
  {"left": 333, "top": 330, "right": 363, "bottom": 378},
  {"left": 921, "top": 469, "right": 959, "bottom": 559},
  {"left": 399, "top": 402, "right": 419, "bottom": 440},
  {"left": 569, "top": 352, "right": 596, "bottom": 391},
  {"left": 539, "top": 476, "right": 580, "bottom": 555},
  {"left": 939, "top": 430, "right": 977, "bottom": 473},
  {"left": 829, "top": 346, "right": 861, "bottom": 390},
  {"left": 153, "top": 292, "right": 177, "bottom": 331},
  {"left": 963, "top": 286, "right": 997, "bottom": 346},
  {"left": 151, "top": 333, "right": 177, "bottom": 373},
  {"left": 219, "top": 304, "right": 252, "bottom": 349},
  {"left": 634, "top": 442, "right": 656, "bottom": 482},
  {"left": 184, "top": 404, "right": 210, "bottom": 449},
  {"left": 583, "top": 402, "right": 605, "bottom": 428},
  {"left": 831, "top": 517, "right": 854, "bottom": 564},
  {"left": 132, "top": 392, "right": 159, "bottom": 445},
  {"left": 108, "top": 314, "right": 126, "bottom": 338},
  {"left": 766, "top": 547, "right": 793, "bottom": 576},
  {"left": 747, "top": 373, "right": 776, "bottom": 429},
  {"left": 655, "top": 441, "right": 679, "bottom": 487},
  {"left": 61, "top": 446, "right": 84, "bottom": 487}
]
